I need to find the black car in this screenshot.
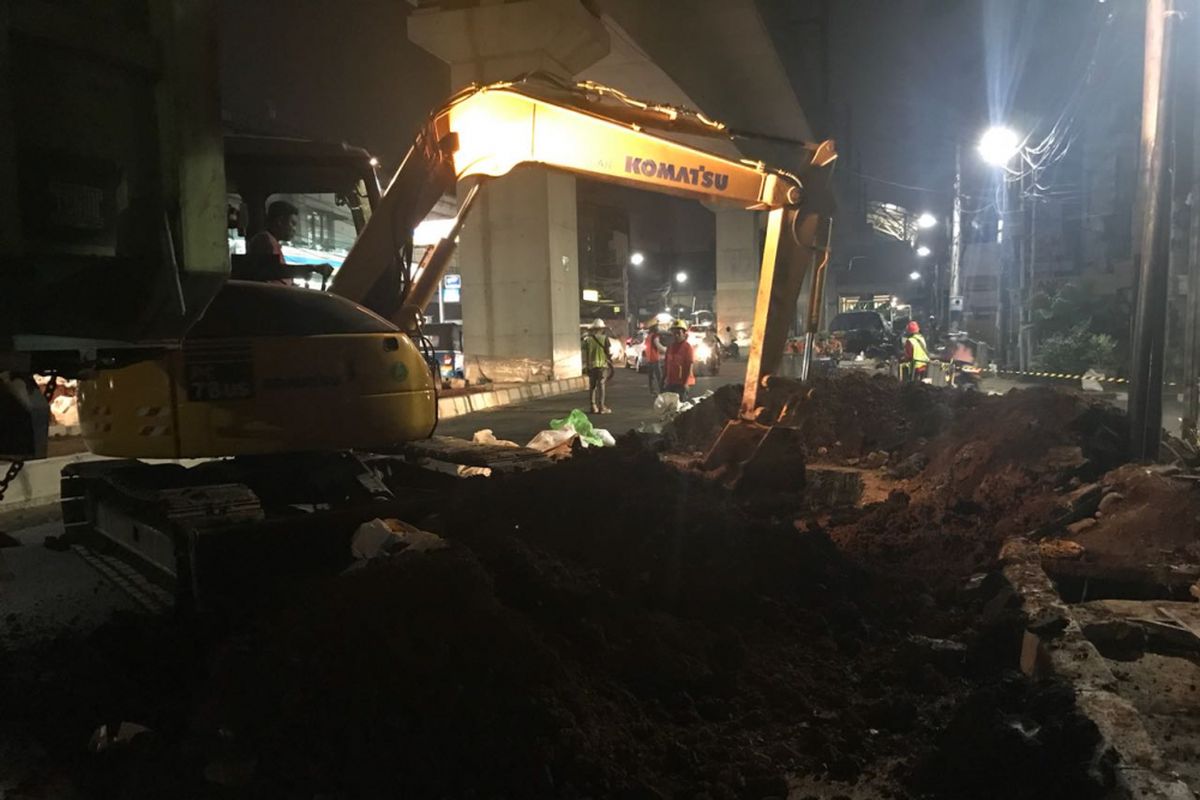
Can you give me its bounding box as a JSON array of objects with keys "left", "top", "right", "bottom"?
[{"left": 827, "top": 310, "right": 896, "bottom": 360}]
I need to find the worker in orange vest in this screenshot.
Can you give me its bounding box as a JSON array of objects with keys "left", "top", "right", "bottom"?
[
  {"left": 662, "top": 319, "right": 695, "bottom": 400},
  {"left": 643, "top": 319, "right": 667, "bottom": 396}
]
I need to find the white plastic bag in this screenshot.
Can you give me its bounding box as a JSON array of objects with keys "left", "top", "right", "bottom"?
[
  {"left": 525, "top": 426, "right": 577, "bottom": 453},
  {"left": 594, "top": 428, "right": 617, "bottom": 447},
  {"left": 653, "top": 392, "right": 680, "bottom": 418},
  {"left": 1080, "top": 369, "right": 1106, "bottom": 393},
  {"left": 472, "top": 428, "right": 519, "bottom": 448}
]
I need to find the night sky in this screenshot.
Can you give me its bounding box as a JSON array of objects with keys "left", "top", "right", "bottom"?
[{"left": 220, "top": 0, "right": 1143, "bottom": 296}]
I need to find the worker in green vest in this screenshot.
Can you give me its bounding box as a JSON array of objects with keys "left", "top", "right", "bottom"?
[
  {"left": 582, "top": 318, "right": 613, "bottom": 414},
  {"left": 901, "top": 320, "right": 930, "bottom": 383}
]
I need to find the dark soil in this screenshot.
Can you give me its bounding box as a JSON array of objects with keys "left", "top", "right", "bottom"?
[{"left": 1, "top": 379, "right": 1135, "bottom": 799}]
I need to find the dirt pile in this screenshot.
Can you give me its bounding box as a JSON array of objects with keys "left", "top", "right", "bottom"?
[
  {"left": 1, "top": 382, "right": 1142, "bottom": 799},
  {"left": 806, "top": 387, "right": 1130, "bottom": 579},
  {"left": 667, "top": 373, "right": 960, "bottom": 458},
  {"left": 1039, "top": 463, "right": 1200, "bottom": 575},
  {"left": 196, "top": 443, "right": 1003, "bottom": 798}
]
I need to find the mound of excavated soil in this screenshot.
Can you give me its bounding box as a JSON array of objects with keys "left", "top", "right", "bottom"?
[
  {"left": 667, "top": 372, "right": 962, "bottom": 458},
  {"left": 1051, "top": 464, "right": 1200, "bottom": 567},
  {"left": 198, "top": 443, "right": 1007, "bottom": 798},
  {"left": 1, "top": 380, "right": 1136, "bottom": 800},
  {"left": 818, "top": 387, "right": 1128, "bottom": 579}
]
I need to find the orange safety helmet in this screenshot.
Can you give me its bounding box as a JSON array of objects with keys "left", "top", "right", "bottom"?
[{"left": 906, "top": 320, "right": 921, "bottom": 334}]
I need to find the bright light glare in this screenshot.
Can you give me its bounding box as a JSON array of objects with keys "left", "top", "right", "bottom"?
[
  {"left": 978, "top": 126, "right": 1021, "bottom": 167},
  {"left": 916, "top": 245, "right": 932, "bottom": 257},
  {"left": 675, "top": 271, "right": 688, "bottom": 284},
  {"left": 696, "top": 343, "right": 712, "bottom": 361},
  {"left": 413, "top": 218, "right": 456, "bottom": 246},
  {"left": 916, "top": 212, "right": 937, "bottom": 229},
  {"left": 630, "top": 252, "right": 645, "bottom": 266},
  {"left": 909, "top": 271, "right": 922, "bottom": 281}
]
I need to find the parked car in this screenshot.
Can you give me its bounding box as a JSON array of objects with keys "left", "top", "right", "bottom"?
[
  {"left": 625, "top": 330, "right": 648, "bottom": 371},
  {"left": 826, "top": 310, "right": 896, "bottom": 360}
]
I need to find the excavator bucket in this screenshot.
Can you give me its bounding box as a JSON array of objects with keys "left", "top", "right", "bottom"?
[{"left": 702, "top": 421, "right": 806, "bottom": 494}]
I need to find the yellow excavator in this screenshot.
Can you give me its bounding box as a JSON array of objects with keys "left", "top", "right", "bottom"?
[
  {"left": 77, "top": 76, "right": 835, "bottom": 460},
  {"left": 2, "top": 43, "right": 833, "bottom": 606}
]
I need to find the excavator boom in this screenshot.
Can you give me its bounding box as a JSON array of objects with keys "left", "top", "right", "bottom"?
[{"left": 329, "top": 77, "right": 836, "bottom": 424}]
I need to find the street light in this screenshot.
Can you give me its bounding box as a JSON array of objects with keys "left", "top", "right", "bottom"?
[
  {"left": 675, "top": 271, "right": 688, "bottom": 284},
  {"left": 977, "top": 125, "right": 1021, "bottom": 167},
  {"left": 916, "top": 212, "right": 937, "bottom": 229},
  {"left": 916, "top": 245, "right": 931, "bottom": 257},
  {"left": 909, "top": 271, "right": 922, "bottom": 281},
  {"left": 630, "top": 251, "right": 645, "bottom": 266}
]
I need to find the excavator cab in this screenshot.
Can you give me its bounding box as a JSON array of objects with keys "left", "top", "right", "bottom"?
[{"left": 223, "top": 135, "right": 381, "bottom": 287}]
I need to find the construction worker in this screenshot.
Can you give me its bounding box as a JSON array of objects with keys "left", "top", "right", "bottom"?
[
  {"left": 901, "top": 319, "right": 929, "bottom": 382},
  {"left": 662, "top": 319, "right": 695, "bottom": 400},
  {"left": 247, "top": 199, "right": 299, "bottom": 260},
  {"left": 644, "top": 319, "right": 667, "bottom": 396},
  {"left": 582, "top": 319, "right": 613, "bottom": 414}
]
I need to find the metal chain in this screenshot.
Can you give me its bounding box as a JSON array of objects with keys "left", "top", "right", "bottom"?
[{"left": 0, "top": 373, "right": 59, "bottom": 504}]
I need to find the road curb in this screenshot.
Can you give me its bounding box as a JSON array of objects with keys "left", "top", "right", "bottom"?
[
  {"left": 437, "top": 376, "right": 587, "bottom": 420},
  {"left": 2, "top": 379, "right": 589, "bottom": 513},
  {"left": 1000, "top": 538, "right": 1194, "bottom": 799}
]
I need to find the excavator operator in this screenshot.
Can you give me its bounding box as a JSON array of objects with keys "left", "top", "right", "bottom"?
[{"left": 901, "top": 319, "right": 929, "bottom": 382}]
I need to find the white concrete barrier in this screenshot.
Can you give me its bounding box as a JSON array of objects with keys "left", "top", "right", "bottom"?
[{"left": 437, "top": 377, "right": 586, "bottom": 420}]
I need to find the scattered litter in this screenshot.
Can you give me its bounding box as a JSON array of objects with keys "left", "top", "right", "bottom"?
[
  {"left": 550, "top": 409, "right": 604, "bottom": 447},
  {"left": 653, "top": 391, "right": 680, "bottom": 419},
  {"left": 525, "top": 427, "right": 576, "bottom": 453},
  {"left": 472, "top": 429, "right": 519, "bottom": 448}
]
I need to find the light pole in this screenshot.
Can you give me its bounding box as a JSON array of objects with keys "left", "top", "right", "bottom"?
[
  {"left": 968, "top": 125, "right": 1023, "bottom": 363},
  {"left": 625, "top": 252, "right": 644, "bottom": 337}
]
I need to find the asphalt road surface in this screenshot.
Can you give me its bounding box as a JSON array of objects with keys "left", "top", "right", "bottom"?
[{"left": 436, "top": 364, "right": 740, "bottom": 446}]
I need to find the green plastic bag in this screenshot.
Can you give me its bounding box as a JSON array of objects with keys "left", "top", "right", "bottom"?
[{"left": 550, "top": 408, "right": 604, "bottom": 447}]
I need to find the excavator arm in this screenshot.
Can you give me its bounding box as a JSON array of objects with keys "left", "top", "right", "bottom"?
[{"left": 329, "top": 77, "right": 837, "bottom": 422}]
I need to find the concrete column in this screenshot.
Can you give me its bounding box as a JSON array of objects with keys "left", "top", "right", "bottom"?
[
  {"left": 409, "top": 1, "right": 609, "bottom": 381},
  {"left": 713, "top": 207, "right": 764, "bottom": 347}
]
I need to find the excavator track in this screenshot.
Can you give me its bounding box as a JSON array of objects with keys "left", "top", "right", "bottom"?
[{"left": 58, "top": 438, "right": 543, "bottom": 612}]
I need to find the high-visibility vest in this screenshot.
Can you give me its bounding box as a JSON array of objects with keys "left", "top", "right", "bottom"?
[
  {"left": 583, "top": 334, "right": 610, "bottom": 369},
  {"left": 644, "top": 331, "right": 661, "bottom": 363},
  {"left": 664, "top": 340, "right": 695, "bottom": 386},
  {"left": 905, "top": 333, "right": 929, "bottom": 364}
]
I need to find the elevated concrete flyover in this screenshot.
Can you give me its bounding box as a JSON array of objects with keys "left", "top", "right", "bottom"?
[{"left": 408, "top": 0, "right": 822, "bottom": 379}]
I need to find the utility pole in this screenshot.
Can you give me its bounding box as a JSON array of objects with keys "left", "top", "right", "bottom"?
[
  {"left": 1130, "top": 0, "right": 1179, "bottom": 460},
  {"left": 949, "top": 144, "right": 963, "bottom": 332}
]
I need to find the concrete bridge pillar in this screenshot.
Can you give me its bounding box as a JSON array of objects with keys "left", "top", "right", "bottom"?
[
  {"left": 712, "top": 206, "right": 765, "bottom": 348},
  {"left": 409, "top": 1, "right": 610, "bottom": 381}
]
